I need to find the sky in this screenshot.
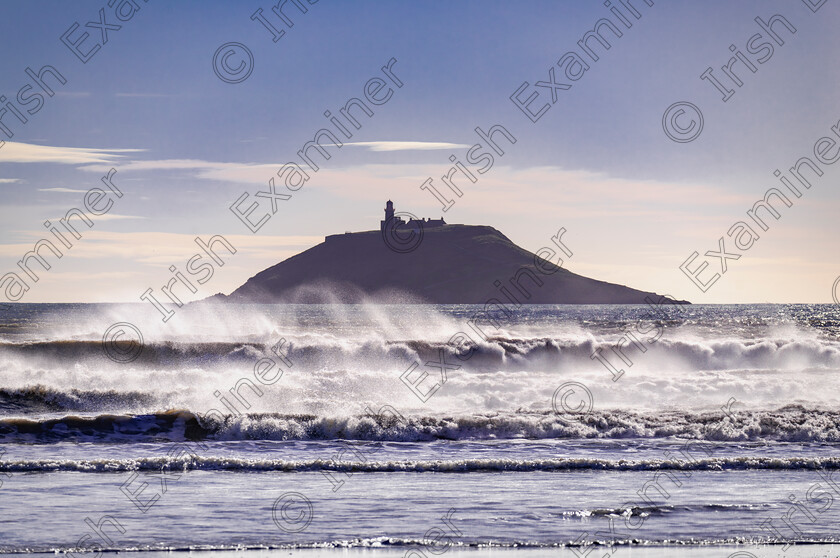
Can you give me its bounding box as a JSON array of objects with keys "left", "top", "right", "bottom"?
[{"left": 1, "top": 0, "right": 839, "bottom": 304}]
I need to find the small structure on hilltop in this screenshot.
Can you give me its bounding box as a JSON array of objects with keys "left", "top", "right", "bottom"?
[{"left": 380, "top": 200, "right": 446, "bottom": 232}]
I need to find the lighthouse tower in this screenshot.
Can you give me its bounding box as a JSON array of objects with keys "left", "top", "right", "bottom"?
[{"left": 381, "top": 199, "right": 403, "bottom": 232}]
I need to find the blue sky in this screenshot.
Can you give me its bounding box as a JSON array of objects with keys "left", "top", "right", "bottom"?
[{"left": 1, "top": 0, "right": 839, "bottom": 303}]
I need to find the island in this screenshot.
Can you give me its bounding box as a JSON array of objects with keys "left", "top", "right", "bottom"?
[{"left": 209, "top": 201, "right": 688, "bottom": 305}]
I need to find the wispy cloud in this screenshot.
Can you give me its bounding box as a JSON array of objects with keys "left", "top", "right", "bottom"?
[
  {"left": 0, "top": 141, "right": 144, "bottom": 165},
  {"left": 38, "top": 187, "right": 89, "bottom": 193},
  {"left": 45, "top": 213, "right": 146, "bottom": 222},
  {"left": 301, "top": 164, "right": 755, "bottom": 217},
  {"left": 340, "top": 141, "right": 471, "bottom": 151},
  {"left": 79, "top": 158, "right": 239, "bottom": 173},
  {"left": 0, "top": 231, "right": 321, "bottom": 262},
  {"left": 0, "top": 179, "right": 21, "bottom": 184},
  {"left": 79, "top": 159, "right": 292, "bottom": 185},
  {"left": 115, "top": 93, "right": 172, "bottom": 98},
  {"left": 73, "top": 142, "right": 471, "bottom": 183}
]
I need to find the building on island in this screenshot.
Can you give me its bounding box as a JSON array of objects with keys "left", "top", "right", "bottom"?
[
  {"left": 325, "top": 201, "right": 447, "bottom": 241},
  {"left": 380, "top": 200, "right": 446, "bottom": 232}
]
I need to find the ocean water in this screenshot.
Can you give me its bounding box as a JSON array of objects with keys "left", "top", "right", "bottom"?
[{"left": 1, "top": 302, "right": 840, "bottom": 556}]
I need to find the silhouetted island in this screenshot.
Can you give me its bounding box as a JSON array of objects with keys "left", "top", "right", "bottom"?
[{"left": 211, "top": 202, "right": 688, "bottom": 305}]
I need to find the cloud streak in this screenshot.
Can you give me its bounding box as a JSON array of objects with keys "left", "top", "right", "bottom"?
[
  {"left": 0, "top": 231, "right": 321, "bottom": 262},
  {"left": 339, "top": 141, "right": 472, "bottom": 151},
  {"left": 0, "top": 142, "right": 144, "bottom": 165},
  {"left": 115, "top": 93, "right": 172, "bottom": 98},
  {"left": 38, "top": 187, "right": 90, "bottom": 193},
  {"left": 44, "top": 213, "right": 147, "bottom": 222},
  {"left": 79, "top": 159, "right": 297, "bottom": 185}
]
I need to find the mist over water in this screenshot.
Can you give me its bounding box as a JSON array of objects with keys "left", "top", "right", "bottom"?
[{"left": 1, "top": 303, "right": 838, "bottom": 418}]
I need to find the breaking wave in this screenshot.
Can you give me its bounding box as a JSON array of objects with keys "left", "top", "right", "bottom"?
[
  {"left": 3, "top": 406, "right": 840, "bottom": 443},
  {"left": 3, "top": 454, "right": 840, "bottom": 473},
  {"left": 0, "top": 385, "right": 155, "bottom": 413},
  {"left": 2, "top": 335, "right": 839, "bottom": 372}
]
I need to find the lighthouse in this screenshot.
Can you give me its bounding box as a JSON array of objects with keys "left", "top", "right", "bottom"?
[
  {"left": 381, "top": 200, "right": 446, "bottom": 233},
  {"left": 381, "top": 199, "right": 407, "bottom": 232}
]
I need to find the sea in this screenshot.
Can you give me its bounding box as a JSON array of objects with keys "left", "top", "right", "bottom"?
[{"left": 1, "top": 302, "right": 840, "bottom": 558}]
